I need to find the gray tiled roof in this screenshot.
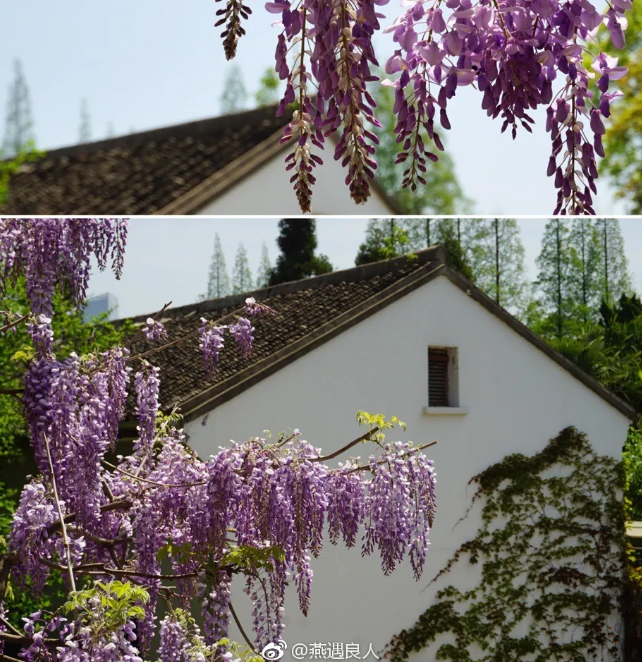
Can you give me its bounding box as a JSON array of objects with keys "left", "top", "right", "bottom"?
[{"left": 1, "top": 105, "right": 290, "bottom": 215}]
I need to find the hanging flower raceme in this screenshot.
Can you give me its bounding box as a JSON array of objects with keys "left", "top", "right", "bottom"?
[
  {"left": 211, "top": 0, "right": 636, "bottom": 213},
  {"left": 0, "top": 219, "right": 127, "bottom": 315},
  {"left": 134, "top": 360, "right": 160, "bottom": 453},
  {"left": 142, "top": 317, "right": 168, "bottom": 343}
]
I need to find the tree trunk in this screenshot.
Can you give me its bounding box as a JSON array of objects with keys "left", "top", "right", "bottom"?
[
  {"left": 603, "top": 222, "right": 610, "bottom": 304},
  {"left": 556, "top": 221, "right": 563, "bottom": 339},
  {"left": 494, "top": 220, "right": 501, "bottom": 305}
]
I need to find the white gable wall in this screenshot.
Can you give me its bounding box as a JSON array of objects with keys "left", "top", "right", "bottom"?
[
  {"left": 185, "top": 275, "right": 630, "bottom": 658},
  {"left": 196, "top": 148, "right": 393, "bottom": 215}
]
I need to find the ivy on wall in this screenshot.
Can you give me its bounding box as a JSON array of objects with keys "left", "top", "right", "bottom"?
[{"left": 384, "top": 427, "right": 635, "bottom": 662}]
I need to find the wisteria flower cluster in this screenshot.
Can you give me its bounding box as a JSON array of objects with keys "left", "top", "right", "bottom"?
[
  {"left": 199, "top": 297, "right": 275, "bottom": 377},
  {"left": 0, "top": 218, "right": 126, "bottom": 314},
  {"left": 0, "top": 220, "right": 438, "bottom": 662},
  {"left": 215, "top": 0, "right": 632, "bottom": 213},
  {"left": 142, "top": 317, "right": 168, "bottom": 343}
]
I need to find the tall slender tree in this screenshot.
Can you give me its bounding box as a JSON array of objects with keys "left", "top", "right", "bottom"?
[
  {"left": 2, "top": 60, "right": 34, "bottom": 157},
  {"left": 466, "top": 220, "right": 528, "bottom": 313},
  {"left": 269, "top": 219, "right": 333, "bottom": 285},
  {"left": 256, "top": 242, "right": 273, "bottom": 288},
  {"left": 220, "top": 64, "right": 248, "bottom": 114},
  {"left": 593, "top": 219, "right": 631, "bottom": 305},
  {"left": 79, "top": 98, "right": 91, "bottom": 143},
  {"left": 232, "top": 243, "right": 254, "bottom": 294},
  {"left": 567, "top": 220, "right": 602, "bottom": 322},
  {"left": 205, "top": 234, "right": 230, "bottom": 299},
  {"left": 534, "top": 220, "right": 577, "bottom": 338}
]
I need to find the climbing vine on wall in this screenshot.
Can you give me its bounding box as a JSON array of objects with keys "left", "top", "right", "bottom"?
[{"left": 384, "top": 427, "right": 631, "bottom": 662}]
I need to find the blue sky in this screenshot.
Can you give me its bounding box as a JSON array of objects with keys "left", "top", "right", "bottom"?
[
  {"left": 1, "top": 1, "right": 628, "bottom": 216},
  {"left": 86, "top": 218, "right": 642, "bottom": 319}
]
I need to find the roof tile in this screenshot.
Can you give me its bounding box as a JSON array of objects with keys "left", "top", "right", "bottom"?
[{"left": 1, "top": 105, "right": 290, "bottom": 215}]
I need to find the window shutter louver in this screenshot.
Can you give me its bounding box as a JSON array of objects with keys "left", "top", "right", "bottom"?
[{"left": 429, "top": 349, "right": 449, "bottom": 406}]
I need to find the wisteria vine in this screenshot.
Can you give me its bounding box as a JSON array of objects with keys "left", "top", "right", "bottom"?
[
  {"left": 219, "top": 0, "right": 632, "bottom": 214},
  {"left": 0, "top": 219, "right": 437, "bottom": 662}
]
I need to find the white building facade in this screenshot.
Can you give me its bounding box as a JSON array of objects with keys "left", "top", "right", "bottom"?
[
  {"left": 182, "top": 266, "right": 632, "bottom": 660},
  {"left": 196, "top": 150, "right": 394, "bottom": 216}
]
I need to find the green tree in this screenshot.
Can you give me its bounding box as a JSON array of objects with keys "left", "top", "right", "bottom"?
[
  {"left": 2, "top": 60, "right": 34, "bottom": 157},
  {"left": 220, "top": 64, "right": 248, "bottom": 114},
  {"left": 232, "top": 243, "right": 254, "bottom": 294},
  {"left": 355, "top": 219, "right": 412, "bottom": 265},
  {"left": 593, "top": 218, "right": 631, "bottom": 305},
  {"left": 255, "top": 68, "right": 281, "bottom": 107},
  {"left": 466, "top": 219, "right": 528, "bottom": 313},
  {"left": 79, "top": 98, "right": 91, "bottom": 143},
  {"left": 205, "top": 234, "right": 230, "bottom": 299},
  {"left": 534, "top": 220, "right": 576, "bottom": 339},
  {"left": 355, "top": 219, "right": 474, "bottom": 280},
  {"left": 256, "top": 242, "right": 273, "bottom": 288},
  {"left": 601, "top": 0, "right": 642, "bottom": 213},
  {"left": 568, "top": 219, "right": 602, "bottom": 322},
  {"left": 371, "top": 77, "right": 471, "bottom": 214},
  {"left": 406, "top": 219, "right": 474, "bottom": 280},
  {"left": 269, "top": 219, "right": 333, "bottom": 285}
]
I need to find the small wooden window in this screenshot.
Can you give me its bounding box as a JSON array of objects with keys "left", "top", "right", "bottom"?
[{"left": 429, "top": 349, "right": 450, "bottom": 407}]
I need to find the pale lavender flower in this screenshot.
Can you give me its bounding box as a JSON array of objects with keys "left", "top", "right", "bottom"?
[
  {"left": 142, "top": 317, "right": 168, "bottom": 343},
  {"left": 199, "top": 319, "right": 226, "bottom": 378},
  {"left": 229, "top": 317, "right": 254, "bottom": 358}
]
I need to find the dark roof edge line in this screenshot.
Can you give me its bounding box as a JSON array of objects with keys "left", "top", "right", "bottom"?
[
  {"left": 16, "top": 104, "right": 283, "bottom": 161},
  {"left": 178, "top": 261, "right": 447, "bottom": 423},
  {"left": 116, "top": 246, "right": 448, "bottom": 326},
  {"left": 178, "top": 261, "right": 637, "bottom": 424},
  {"left": 441, "top": 268, "right": 637, "bottom": 421}
]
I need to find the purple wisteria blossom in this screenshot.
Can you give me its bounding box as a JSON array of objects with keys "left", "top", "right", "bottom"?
[
  {"left": 199, "top": 318, "right": 226, "bottom": 377},
  {"left": 243, "top": 297, "right": 276, "bottom": 317},
  {"left": 134, "top": 361, "right": 160, "bottom": 453},
  {"left": 142, "top": 317, "right": 168, "bottom": 343},
  {"left": 229, "top": 317, "right": 254, "bottom": 358},
  {"left": 0, "top": 219, "right": 127, "bottom": 315},
  {"left": 209, "top": 0, "right": 634, "bottom": 213}
]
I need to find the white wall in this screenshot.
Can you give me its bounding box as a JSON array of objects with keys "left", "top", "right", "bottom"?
[
  {"left": 185, "top": 275, "right": 631, "bottom": 659},
  {"left": 196, "top": 151, "right": 392, "bottom": 216}
]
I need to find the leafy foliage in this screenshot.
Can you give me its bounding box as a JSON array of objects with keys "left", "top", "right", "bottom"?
[
  {"left": 0, "top": 145, "right": 42, "bottom": 206},
  {"left": 385, "top": 428, "right": 631, "bottom": 662},
  {"left": 355, "top": 219, "right": 473, "bottom": 281},
  {"left": 63, "top": 581, "right": 149, "bottom": 638},
  {"left": 602, "top": 0, "right": 642, "bottom": 213}
]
